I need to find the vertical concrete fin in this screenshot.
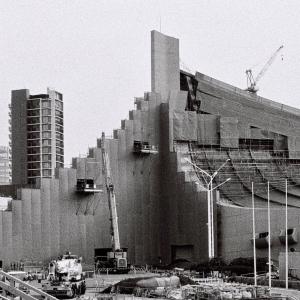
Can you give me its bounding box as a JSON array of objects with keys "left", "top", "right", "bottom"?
[
  {"left": 151, "top": 30, "right": 180, "bottom": 101},
  {"left": 12, "top": 200, "right": 23, "bottom": 261},
  {"left": 31, "top": 189, "right": 42, "bottom": 260}
]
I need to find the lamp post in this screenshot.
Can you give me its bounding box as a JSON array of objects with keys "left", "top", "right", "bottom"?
[{"left": 185, "top": 158, "right": 231, "bottom": 259}]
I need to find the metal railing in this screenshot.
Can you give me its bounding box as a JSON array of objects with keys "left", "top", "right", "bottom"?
[{"left": 0, "top": 270, "right": 58, "bottom": 300}]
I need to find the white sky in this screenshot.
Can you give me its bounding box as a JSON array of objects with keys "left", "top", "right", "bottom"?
[{"left": 1, "top": 0, "right": 300, "bottom": 164}]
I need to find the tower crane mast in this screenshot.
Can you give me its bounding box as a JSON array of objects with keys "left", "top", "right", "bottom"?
[{"left": 246, "top": 45, "right": 283, "bottom": 93}]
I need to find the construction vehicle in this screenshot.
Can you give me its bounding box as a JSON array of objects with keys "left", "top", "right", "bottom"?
[
  {"left": 246, "top": 45, "right": 283, "bottom": 93},
  {"left": 42, "top": 252, "right": 86, "bottom": 298},
  {"left": 95, "top": 133, "right": 130, "bottom": 274}
]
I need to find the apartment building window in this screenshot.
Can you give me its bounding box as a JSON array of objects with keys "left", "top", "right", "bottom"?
[
  {"left": 28, "top": 162, "right": 40, "bottom": 170},
  {"left": 55, "top": 124, "right": 63, "bottom": 132},
  {"left": 28, "top": 132, "right": 40, "bottom": 139},
  {"left": 56, "top": 162, "right": 63, "bottom": 168},
  {"left": 42, "top": 116, "right": 51, "bottom": 123},
  {"left": 42, "top": 169, "right": 51, "bottom": 176},
  {"left": 55, "top": 92, "right": 63, "bottom": 100},
  {"left": 27, "top": 99, "right": 40, "bottom": 109},
  {"left": 27, "top": 148, "right": 40, "bottom": 155},
  {"left": 56, "top": 132, "right": 63, "bottom": 140},
  {"left": 27, "top": 140, "right": 40, "bottom": 147},
  {"left": 42, "top": 154, "right": 51, "bottom": 161},
  {"left": 56, "top": 140, "right": 63, "bottom": 148},
  {"left": 42, "top": 139, "right": 51, "bottom": 146},
  {"left": 42, "top": 132, "right": 51, "bottom": 138},
  {"left": 28, "top": 154, "right": 40, "bottom": 162},
  {"left": 28, "top": 170, "right": 40, "bottom": 177},
  {"left": 57, "top": 155, "right": 64, "bottom": 163},
  {"left": 27, "top": 116, "right": 40, "bottom": 124},
  {"left": 41, "top": 100, "right": 51, "bottom": 108},
  {"left": 55, "top": 110, "right": 63, "bottom": 118},
  {"left": 56, "top": 147, "right": 64, "bottom": 155},
  {"left": 42, "top": 146, "right": 51, "bottom": 154},
  {"left": 42, "top": 162, "right": 51, "bottom": 168},
  {"left": 55, "top": 117, "right": 63, "bottom": 126},
  {"left": 42, "top": 124, "right": 51, "bottom": 131},
  {"left": 28, "top": 124, "right": 40, "bottom": 132},
  {"left": 42, "top": 108, "right": 51, "bottom": 116},
  {"left": 27, "top": 110, "right": 40, "bottom": 117},
  {"left": 55, "top": 100, "right": 63, "bottom": 110}
]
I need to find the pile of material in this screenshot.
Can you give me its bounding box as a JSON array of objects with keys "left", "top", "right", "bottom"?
[
  {"left": 103, "top": 275, "right": 180, "bottom": 296},
  {"left": 102, "top": 275, "right": 277, "bottom": 299},
  {"left": 185, "top": 282, "right": 270, "bottom": 300}
]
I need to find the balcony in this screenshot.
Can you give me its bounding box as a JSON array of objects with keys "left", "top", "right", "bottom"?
[
  {"left": 27, "top": 117, "right": 41, "bottom": 125},
  {"left": 27, "top": 110, "right": 40, "bottom": 117},
  {"left": 28, "top": 133, "right": 40, "bottom": 140}
]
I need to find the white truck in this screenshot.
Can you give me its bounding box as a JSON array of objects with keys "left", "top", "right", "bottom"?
[{"left": 42, "top": 252, "right": 86, "bottom": 298}]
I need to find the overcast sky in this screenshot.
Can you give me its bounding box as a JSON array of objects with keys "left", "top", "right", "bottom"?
[{"left": 1, "top": 0, "right": 300, "bottom": 164}]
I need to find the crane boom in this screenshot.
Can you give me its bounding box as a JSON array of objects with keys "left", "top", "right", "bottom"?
[
  {"left": 246, "top": 45, "right": 283, "bottom": 93},
  {"left": 255, "top": 45, "right": 283, "bottom": 84},
  {"left": 101, "top": 132, "right": 121, "bottom": 251}
]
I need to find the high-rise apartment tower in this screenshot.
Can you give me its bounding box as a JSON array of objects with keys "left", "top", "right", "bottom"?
[{"left": 10, "top": 88, "right": 64, "bottom": 185}]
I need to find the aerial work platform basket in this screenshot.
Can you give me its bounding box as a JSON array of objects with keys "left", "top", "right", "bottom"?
[
  {"left": 133, "top": 141, "right": 158, "bottom": 154},
  {"left": 76, "top": 179, "right": 103, "bottom": 193}
]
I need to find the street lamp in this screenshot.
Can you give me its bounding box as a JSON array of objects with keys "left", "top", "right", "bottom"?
[{"left": 185, "top": 158, "right": 231, "bottom": 259}]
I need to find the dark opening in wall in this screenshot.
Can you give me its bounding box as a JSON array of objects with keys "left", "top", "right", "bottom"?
[
  {"left": 239, "top": 139, "right": 274, "bottom": 151},
  {"left": 180, "top": 71, "right": 199, "bottom": 112}
]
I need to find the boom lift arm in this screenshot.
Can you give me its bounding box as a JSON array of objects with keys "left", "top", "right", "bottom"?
[{"left": 101, "top": 132, "right": 121, "bottom": 251}]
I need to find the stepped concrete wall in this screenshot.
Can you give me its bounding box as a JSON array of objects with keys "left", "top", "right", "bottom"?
[{"left": 2, "top": 30, "right": 300, "bottom": 269}]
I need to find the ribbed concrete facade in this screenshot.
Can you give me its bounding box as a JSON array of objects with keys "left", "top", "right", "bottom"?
[{"left": 2, "top": 30, "right": 300, "bottom": 269}]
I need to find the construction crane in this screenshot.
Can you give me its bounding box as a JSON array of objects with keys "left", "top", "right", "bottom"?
[
  {"left": 246, "top": 45, "right": 284, "bottom": 93},
  {"left": 96, "top": 132, "right": 129, "bottom": 273}
]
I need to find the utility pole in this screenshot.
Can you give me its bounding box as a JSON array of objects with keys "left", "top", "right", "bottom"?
[{"left": 185, "top": 158, "right": 231, "bottom": 259}]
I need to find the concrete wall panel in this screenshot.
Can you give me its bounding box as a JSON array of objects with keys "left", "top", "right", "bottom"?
[
  {"left": 21, "top": 189, "right": 33, "bottom": 260},
  {"left": 50, "top": 179, "right": 60, "bottom": 258},
  {"left": 78, "top": 215, "right": 87, "bottom": 260},
  {"left": 125, "top": 120, "right": 134, "bottom": 255},
  {"left": 220, "top": 117, "right": 239, "bottom": 148},
  {"left": 67, "top": 168, "right": 80, "bottom": 255},
  {"left": 0, "top": 212, "right": 3, "bottom": 264},
  {"left": 197, "top": 115, "right": 219, "bottom": 145},
  {"left": 12, "top": 200, "right": 22, "bottom": 261},
  {"left": 31, "top": 189, "right": 42, "bottom": 260},
  {"left": 173, "top": 111, "right": 197, "bottom": 141},
  {"left": 58, "top": 169, "right": 70, "bottom": 254},
  {"left": 2, "top": 211, "right": 12, "bottom": 267},
  {"left": 76, "top": 158, "right": 87, "bottom": 179},
  {"left": 41, "top": 180, "right": 51, "bottom": 260},
  {"left": 85, "top": 215, "right": 95, "bottom": 263}
]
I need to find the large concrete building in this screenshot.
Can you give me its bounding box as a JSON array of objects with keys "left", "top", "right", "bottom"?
[
  {"left": 10, "top": 88, "right": 64, "bottom": 185},
  {"left": 0, "top": 31, "right": 300, "bottom": 270}
]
